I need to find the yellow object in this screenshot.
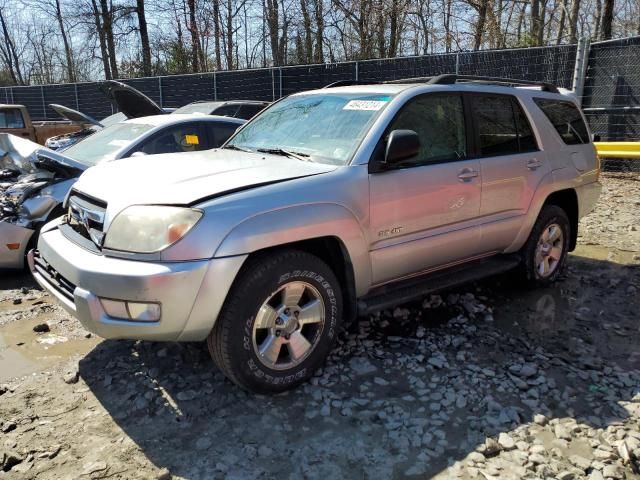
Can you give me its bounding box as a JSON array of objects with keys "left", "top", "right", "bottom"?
[
  {"left": 594, "top": 142, "right": 640, "bottom": 159},
  {"left": 184, "top": 134, "right": 199, "bottom": 145}
]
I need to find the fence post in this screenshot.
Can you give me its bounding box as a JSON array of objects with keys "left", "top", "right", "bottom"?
[
  {"left": 455, "top": 53, "right": 460, "bottom": 75},
  {"left": 572, "top": 37, "right": 590, "bottom": 105},
  {"left": 355, "top": 61, "right": 359, "bottom": 81},
  {"left": 271, "top": 68, "right": 275, "bottom": 101},
  {"left": 158, "top": 77, "right": 163, "bottom": 107},
  {"left": 279, "top": 67, "right": 283, "bottom": 99},
  {"left": 213, "top": 72, "right": 217, "bottom": 101},
  {"left": 74, "top": 83, "right": 79, "bottom": 110},
  {"left": 40, "top": 86, "right": 46, "bottom": 121}
]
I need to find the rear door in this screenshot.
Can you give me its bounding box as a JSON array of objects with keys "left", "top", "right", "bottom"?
[
  {"left": 368, "top": 93, "right": 483, "bottom": 285},
  {"left": 470, "top": 94, "right": 549, "bottom": 251}
]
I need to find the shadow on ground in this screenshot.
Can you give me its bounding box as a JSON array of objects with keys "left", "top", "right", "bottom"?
[{"left": 78, "top": 254, "right": 640, "bottom": 479}]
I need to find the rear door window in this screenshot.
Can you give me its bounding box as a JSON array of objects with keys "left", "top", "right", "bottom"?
[
  {"left": 534, "top": 99, "right": 589, "bottom": 145},
  {"left": 136, "top": 123, "right": 207, "bottom": 155},
  {"left": 236, "top": 104, "right": 266, "bottom": 120},
  {"left": 205, "top": 121, "right": 241, "bottom": 147},
  {"left": 212, "top": 104, "right": 241, "bottom": 118},
  {"left": 0, "top": 109, "right": 25, "bottom": 128},
  {"left": 472, "top": 95, "right": 538, "bottom": 156}
]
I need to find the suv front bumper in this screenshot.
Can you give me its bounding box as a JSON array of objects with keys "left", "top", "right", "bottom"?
[{"left": 29, "top": 228, "right": 247, "bottom": 341}]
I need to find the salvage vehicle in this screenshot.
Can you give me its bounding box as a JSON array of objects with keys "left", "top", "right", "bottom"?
[
  {"left": 0, "top": 103, "right": 81, "bottom": 145},
  {"left": 173, "top": 100, "right": 269, "bottom": 119},
  {"left": 1, "top": 114, "right": 244, "bottom": 269},
  {"left": 29, "top": 75, "right": 601, "bottom": 393},
  {"left": 45, "top": 80, "right": 169, "bottom": 151}
]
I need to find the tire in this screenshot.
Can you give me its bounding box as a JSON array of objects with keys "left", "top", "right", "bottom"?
[
  {"left": 207, "top": 249, "right": 342, "bottom": 393},
  {"left": 520, "top": 204, "right": 571, "bottom": 286}
]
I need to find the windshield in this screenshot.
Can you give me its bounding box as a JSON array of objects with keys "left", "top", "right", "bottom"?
[
  {"left": 173, "top": 102, "right": 221, "bottom": 115},
  {"left": 226, "top": 93, "right": 394, "bottom": 165},
  {"left": 63, "top": 121, "right": 154, "bottom": 166}
]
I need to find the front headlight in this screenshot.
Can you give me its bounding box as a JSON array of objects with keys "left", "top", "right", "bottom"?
[{"left": 104, "top": 206, "right": 202, "bottom": 253}]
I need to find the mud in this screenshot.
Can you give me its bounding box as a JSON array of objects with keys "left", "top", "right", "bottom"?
[{"left": 0, "top": 175, "right": 638, "bottom": 480}]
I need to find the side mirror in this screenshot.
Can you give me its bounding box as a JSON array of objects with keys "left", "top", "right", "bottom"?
[{"left": 385, "top": 130, "right": 420, "bottom": 166}]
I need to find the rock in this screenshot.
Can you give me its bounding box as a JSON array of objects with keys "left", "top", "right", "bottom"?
[
  {"left": 195, "top": 438, "right": 212, "bottom": 451},
  {"left": 593, "top": 447, "right": 617, "bottom": 461},
  {"left": 20, "top": 287, "right": 29, "bottom": 294},
  {"left": 468, "top": 452, "right": 486, "bottom": 463},
  {"left": 428, "top": 355, "right": 447, "bottom": 369},
  {"left": 82, "top": 461, "right": 107, "bottom": 475},
  {"left": 533, "top": 414, "right": 548, "bottom": 426},
  {"left": 320, "top": 404, "right": 331, "bottom": 417},
  {"left": 483, "top": 438, "right": 501, "bottom": 456},
  {"left": 568, "top": 454, "right": 591, "bottom": 470},
  {"left": 157, "top": 467, "right": 172, "bottom": 480},
  {"left": 1, "top": 421, "right": 17, "bottom": 433},
  {"left": 257, "top": 445, "right": 273, "bottom": 457},
  {"left": 602, "top": 465, "right": 622, "bottom": 479},
  {"left": 12, "top": 298, "right": 21, "bottom": 305},
  {"left": 0, "top": 385, "right": 7, "bottom": 396},
  {"left": 498, "top": 433, "right": 516, "bottom": 450},
  {"left": 176, "top": 390, "right": 197, "bottom": 401},
  {"left": 588, "top": 470, "right": 604, "bottom": 480},
  {"left": 349, "top": 357, "right": 377, "bottom": 376},
  {"left": 33, "top": 323, "right": 50, "bottom": 333},
  {"left": 556, "top": 472, "right": 575, "bottom": 480},
  {"left": 529, "top": 453, "right": 546, "bottom": 465},
  {"left": 1, "top": 450, "right": 24, "bottom": 472},
  {"left": 554, "top": 424, "right": 571, "bottom": 440},
  {"left": 63, "top": 370, "right": 79, "bottom": 384},
  {"left": 373, "top": 377, "right": 389, "bottom": 386}
]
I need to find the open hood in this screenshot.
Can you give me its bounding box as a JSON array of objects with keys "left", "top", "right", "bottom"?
[
  {"left": 98, "top": 80, "right": 164, "bottom": 118},
  {"left": 49, "top": 104, "right": 103, "bottom": 127}
]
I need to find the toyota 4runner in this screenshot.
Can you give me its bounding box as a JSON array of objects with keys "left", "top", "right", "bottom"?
[{"left": 29, "top": 75, "right": 602, "bottom": 392}]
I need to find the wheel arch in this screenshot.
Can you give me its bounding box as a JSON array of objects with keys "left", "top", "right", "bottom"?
[{"left": 542, "top": 188, "right": 579, "bottom": 251}]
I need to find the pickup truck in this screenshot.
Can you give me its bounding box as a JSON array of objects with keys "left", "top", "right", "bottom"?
[
  {"left": 0, "top": 104, "right": 81, "bottom": 145},
  {"left": 30, "top": 75, "right": 602, "bottom": 393}
]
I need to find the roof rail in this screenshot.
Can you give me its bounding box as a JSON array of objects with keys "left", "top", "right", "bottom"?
[
  {"left": 426, "top": 74, "right": 559, "bottom": 93},
  {"left": 323, "top": 80, "right": 379, "bottom": 88}
]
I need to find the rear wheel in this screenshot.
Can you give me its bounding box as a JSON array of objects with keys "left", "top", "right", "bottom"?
[
  {"left": 207, "top": 249, "right": 342, "bottom": 393},
  {"left": 520, "top": 205, "right": 570, "bottom": 286}
]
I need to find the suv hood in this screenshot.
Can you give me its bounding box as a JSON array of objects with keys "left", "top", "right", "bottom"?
[
  {"left": 73, "top": 149, "right": 337, "bottom": 209},
  {"left": 98, "top": 80, "right": 164, "bottom": 118}
]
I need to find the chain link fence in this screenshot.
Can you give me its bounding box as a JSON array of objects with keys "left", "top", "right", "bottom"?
[{"left": 0, "top": 38, "right": 638, "bottom": 171}]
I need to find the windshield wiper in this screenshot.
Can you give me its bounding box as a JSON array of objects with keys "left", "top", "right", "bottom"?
[
  {"left": 223, "top": 144, "right": 253, "bottom": 153},
  {"left": 256, "top": 148, "right": 312, "bottom": 162}
]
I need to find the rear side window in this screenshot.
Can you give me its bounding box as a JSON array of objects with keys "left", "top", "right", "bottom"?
[
  {"left": 534, "top": 99, "right": 589, "bottom": 145},
  {"left": 0, "top": 109, "right": 25, "bottom": 128},
  {"left": 212, "top": 104, "right": 241, "bottom": 118},
  {"left": 472, "top": 95, "right": 538, "bottom": 156},
  {"left": 137, "top": 123, "right": 207, "bottom": 155},
  {"left": 236, "top": 104, "right": 266, "bottom": 120}
]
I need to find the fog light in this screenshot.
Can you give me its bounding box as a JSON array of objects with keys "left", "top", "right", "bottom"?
[
  {"left": 127, "top": 302, "right": 161, "bottom": 322},
  {"left": 100, "top": 298, "right": 129, "bottom": 319}
]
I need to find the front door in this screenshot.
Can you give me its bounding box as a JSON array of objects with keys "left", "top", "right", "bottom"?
[{"left": 368, "top": 93, "right": 483, "bottom": 286}]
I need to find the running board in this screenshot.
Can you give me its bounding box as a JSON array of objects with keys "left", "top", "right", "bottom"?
[{"left": 357, "top": 254, "right": 521, "bottom": 316}]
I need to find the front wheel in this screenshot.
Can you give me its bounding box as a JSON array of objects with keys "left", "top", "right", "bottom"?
[
  {"left": 520, "top": 205, "right": 571, "bottom": 286},
  {"left": 207, "top": 249, "right": 342, "bottom": 393}
]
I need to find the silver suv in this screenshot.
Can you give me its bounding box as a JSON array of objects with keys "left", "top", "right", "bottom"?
[{"left": 29, "top": 75, "right": 601, "bottom": 392}]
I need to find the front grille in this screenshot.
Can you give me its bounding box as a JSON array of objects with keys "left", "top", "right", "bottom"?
[
  {"left": 32, "top": 250, "right": 76, "bottom": 301},
  {"left": 66, "top": 190, "right": 107, "bottom": 248}
]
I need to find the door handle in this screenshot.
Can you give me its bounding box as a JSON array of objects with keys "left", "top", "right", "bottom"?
[
  {"left": 527, "top": 159, "right": 543, "bottom": 170},
  {"left": 457, "top": 168, "right": 479, "bottom": 181}
]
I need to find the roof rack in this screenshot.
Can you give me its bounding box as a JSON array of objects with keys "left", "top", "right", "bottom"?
[
  {"left": 425, "top": 74, "right": 559, "bottom": 93},
  {"left": 323, "top": 80, "right": 380, "bottom": 88}
]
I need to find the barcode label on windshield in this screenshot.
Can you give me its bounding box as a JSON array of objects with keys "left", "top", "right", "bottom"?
[{"left": 343, "top": 100, "right": 388, "bottom": 111}]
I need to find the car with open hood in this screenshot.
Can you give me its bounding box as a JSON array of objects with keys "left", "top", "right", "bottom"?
[
  {"left": 1, "top": 113, "right": 244, "bottom": 269},
  {"left": 45, "top": 80, "right": 169, "bottom": 151},
  {"left": 29, "top": 75, "right": 601, "bottom": 393}
]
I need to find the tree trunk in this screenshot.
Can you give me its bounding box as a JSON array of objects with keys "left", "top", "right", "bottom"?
[
  {"left": 0, "top": 8, "right": 25, "bottom": 84},
  {"left": 91, "top": 0, "right": 111, "bottom": 79},
  {"left": 473, "top": 0, "right": 489, "bottom": 50},
  {"left": 387, "top": 0, "right": 400, "bottom": 57},
  {"left": 556, "top": 0, "right": 566, "bottom": 45},
  {"left": 600, "top": 0, "right": 614, "bottom": 39},
  {"left": 226, "top": 0, "right": 234, "bottom": 69},
  {"left": 568, "top": 0, "right": 581, "bottom": 43},
  {"left": 530, "top": 0, "right": 541, "bottom": 45},
  {"left": 136, "top": 0, "right": 152, "bottom": 76},
  {"left": 55, "top": 0, "right": 75, "bottom": 82},
  {"left": 100, "top": 0, "right": 118, "bottom": 78},
  {"left": 266, "top": 0, "right": 280, "bottom": 65},
  {"left": 213, "top": 0, "right": 222, "bottom": 69},
  {"left": 300, "top": 0, "right": 313, "bottom": 62},
  {"left": 313, "top": 0, "right": 324, "bottom": 62},
  {"left": 187, "top": 0, "right": 199, "bottom": 72}
]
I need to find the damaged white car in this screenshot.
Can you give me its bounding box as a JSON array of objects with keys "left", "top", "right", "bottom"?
[{"left": 1, "top": 112, "right": 245, "bottom": 269}]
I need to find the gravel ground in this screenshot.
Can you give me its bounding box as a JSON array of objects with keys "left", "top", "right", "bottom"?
[{"left": 0, "top": 175, "right": 639, "bottom": 480}]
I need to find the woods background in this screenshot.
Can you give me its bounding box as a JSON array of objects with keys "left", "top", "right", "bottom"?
[{"left": 0, "top": 0, "right": 638, "bottom": 86}]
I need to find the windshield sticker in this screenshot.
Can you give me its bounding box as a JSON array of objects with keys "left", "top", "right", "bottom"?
[
  {"left": 184, "top": 134, "right": 199, "bottom": 145},
  {"left": 343, "top": 100, "right": 388, "bottom": 111}
]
